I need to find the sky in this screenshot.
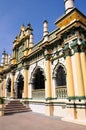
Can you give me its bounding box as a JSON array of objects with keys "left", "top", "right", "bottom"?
[{"left": 0, "top": 0, "right": 86, "bottom": 60}]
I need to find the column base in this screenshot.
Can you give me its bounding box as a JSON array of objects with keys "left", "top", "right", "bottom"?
[
  {"left": 66, "top": 100, "right": 77, "bottom": 119},
  {"left": 75, "top": 100, "right": 86, "bottom": 120},
  {"left": 0, "top": 104, "right": 4, "bottom": 116},
  {"left": 66, "top": 99, "right": 86, "bottom": 120},
  {"left": 45, "top": 102, "right": 54, "bottom": 116}
]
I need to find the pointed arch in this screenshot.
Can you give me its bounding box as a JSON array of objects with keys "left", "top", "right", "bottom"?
[
  {"left": 31, "top": 66, "right": 45, "bottom": 90},
  {"left": 6, "top": 77, "right": 11, "bottom": 92},
  {"left": 53, "top": 63, "right": 66, "bottom": 86},
  {"left": 16, "top": 73, "right": 24, "bottom": 98}
]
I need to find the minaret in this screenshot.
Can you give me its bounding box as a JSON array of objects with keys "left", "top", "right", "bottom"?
[
  {"left": 29, "top": 33, "right": 34, "bottom": 48},
  {"left": 1, "top": 50, "right": 6, "bottom": 65},
  {"left": 43, "top": 20, "right": 49, "bottom": 42},
  {"left": 64, "top": 0, "right": 74, "bottom": 14}
]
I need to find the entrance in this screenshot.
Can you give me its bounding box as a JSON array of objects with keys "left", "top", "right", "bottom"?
[
  {"left": 16, "top": 74, "right": 24, "bottom": 98},
  {"left": 6, "top": 77, "right": 11, "bottom": 97}
]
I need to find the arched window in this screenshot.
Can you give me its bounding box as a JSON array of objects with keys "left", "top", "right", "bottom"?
[
  {"left": 6, "top": 78, "right": 11, "bottom": 92},
  {"left": 32, "top": 68, "right": 45, "bottom": 89},
  {"left": 55, "top": 65, "right": 66, "bottom": 86}
]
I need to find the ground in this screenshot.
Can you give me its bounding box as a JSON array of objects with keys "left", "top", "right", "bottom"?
[{"left": 0, "top": 112, "right": 86, "bottom": 130}]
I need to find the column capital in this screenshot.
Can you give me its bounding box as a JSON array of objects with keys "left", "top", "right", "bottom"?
[
  {"left": 11, "top": 71, "right": 15, "bottom": 76},
  {"left": 44, "top": 54, "right": 52, "bottom": 60},
  {"left": 80, "top": 44, "right": 86, "bottom": 53},
  {"left": 3, "top": 74, "right": 6, "bottom": 79},
  {"left": 24, "top": 65, "right": 29, "bottom": 70}
]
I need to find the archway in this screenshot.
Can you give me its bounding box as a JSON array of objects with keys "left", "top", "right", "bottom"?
[
  {"left": 32, "top": 68, "right": 45, "bottom": 89},
  {"left": 55, "top": 65, "right": 66, "bottom": 86},
  {"left": 16, "top": 74, "right": 24, "bottom": 98},
  {"left": 6, "top": 77, "right": 11, "bottom": 96},
  {"left": 53, "top": 64, "right": 67, "bottom": 98}
]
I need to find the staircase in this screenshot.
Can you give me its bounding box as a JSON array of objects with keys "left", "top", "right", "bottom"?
[{"left": 4, "top": 100, "right": 32, "bottom": 115}]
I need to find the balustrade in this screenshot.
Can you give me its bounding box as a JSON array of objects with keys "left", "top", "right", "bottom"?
[
  {"left": 56, "top": 86, "right": 67, "bottom": 98},
  {"left": 32, "top": 89, "right": 45, "bottom": 100}
]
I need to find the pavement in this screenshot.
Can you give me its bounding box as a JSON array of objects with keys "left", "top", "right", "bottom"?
[{"left": 0, "top": 112, "right": 86, "bottom": 130}]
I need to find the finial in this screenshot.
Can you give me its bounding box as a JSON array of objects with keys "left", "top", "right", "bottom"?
[
  {"left": 64, "top": 0, "right": 74, "bottom": 14},
  {"left": 43, "top": 20, "right": 48, "bottom": 37},
  {"left": 20, "top": 24, "right": 25, "bottom": 31},
  {"left": 27, "top": 22, "right": 33, "bottom": 31}
]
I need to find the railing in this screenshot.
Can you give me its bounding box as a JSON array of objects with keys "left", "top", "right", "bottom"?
[
  {"left": 32, "top": 89, "right": 45, "bottom": 100},
  {"left": 56, "top": 86, "right": 67, "bottom": 99},
  {"left": 32, "top": 87, "right": 67, "bottom": 100}
]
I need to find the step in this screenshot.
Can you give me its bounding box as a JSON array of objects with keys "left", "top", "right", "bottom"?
[
  {"left": 4, "top": 109, "right": 31, "bottom": 115},
  {"left": 4, "top": 100, "right": 32, "bottom": 115}
]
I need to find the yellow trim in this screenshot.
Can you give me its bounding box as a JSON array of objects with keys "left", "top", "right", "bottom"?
[{"left": 56, "top": 10, "right": 86, "bottom": 29}]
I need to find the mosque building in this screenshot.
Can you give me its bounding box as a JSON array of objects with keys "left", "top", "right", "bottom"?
[{"left": 0, "top": 0, "right": 86, "bottom": 124}]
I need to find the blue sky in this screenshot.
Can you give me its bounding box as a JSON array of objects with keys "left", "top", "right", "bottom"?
[{"left": 0, "top": 0, "right": 86, "bottom": 60}]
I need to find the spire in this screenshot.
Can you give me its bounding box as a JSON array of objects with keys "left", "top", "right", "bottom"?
[
  {"left": 64, "top": 0, "right": 74, "bottom": 14},
  {"left": 43, "top": 20, "right": 49, "bottom": 42},
  {"left": 29, "top": 33, "right": 34, "bottom": 48},
  {"left": 43, "top": 20, "right": 48, "bottom": 37}
]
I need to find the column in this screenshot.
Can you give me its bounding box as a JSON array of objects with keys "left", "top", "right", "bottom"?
[
  {"left": 45, "top": 56, "right": 52, "bottom": 99},
  {"left": 45, "top": 54, "right": 53, "bottom": 116},
  {"left": 64, "top": 48, "right": 76, "bottom": 119},
  {"left": 74, "top": 47, "right": 84, "bottom": 97},
  {"left": 65, "top": 49, "right": 75, "bottom": 97},
  {"left": 52, "top": 77, "right": 57, "bottom": 98},
  {"left": 0, "top": 79, "right": 2, "bottom": 97},
  {"left": 11, "top": 72, "right": 15, "bottom": 98},
  {"left": 73, "top": 45, "right": 85, "bottom": 119},
  {"left": 28, "top": 82, "right": 32, "bottom": 99},
  {"left": 3, "top": 75, "right": 6, "bottom": 97},
  {"left": 80, "top": 45, "right": 86, "bottom": 97},
  {"left": 24, "top": 66, "right": 28, "bottom": 98}
]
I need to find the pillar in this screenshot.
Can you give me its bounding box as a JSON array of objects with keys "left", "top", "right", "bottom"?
[
  {"left": 80, "top": 45, "right": 86, "bottom": 97},
  {"left": 24, "top": 66, "right": 29, "bottom": 98},
  {"left": 11, "top": 72, "right": 15, "bottom": 98},
  {"left": 72, "top": 45, "right": 85, "bottom": 120},
  {"left": 64, "top": 48, "right": 76, "bottom": 119},
  {"left": 45, "top": 57, "right": 52, "bottom": 98},
  {"left": 45, "top": 54, "right": 53, "bottom": 116},
  {"left": 52, "top": 77, "right": 57, "bottom": 98},
  {"left": 28, "top": 82, "right": 32, "bottom": 99},
  {"left": 0, "top": 80, "right": 1, "bottom": 97},
  {"left": 65, "top": 49, "right": 75, "bottom": 97},
  {"left": 3, "top": 75, "right": 6, "bottom": 97},
  {"left": 74, "top": 48, "right": 84, "bottom": 97}
]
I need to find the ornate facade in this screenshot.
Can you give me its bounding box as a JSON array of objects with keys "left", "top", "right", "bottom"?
[{"left": 0, "top": 0, "right": 86, "bottom": 124}]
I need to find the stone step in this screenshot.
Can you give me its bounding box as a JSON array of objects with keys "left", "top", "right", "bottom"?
[
  {"left": 4, "top": 100, "right": 32, "bottom": 115},
  {"left": 5, "top": 104, "right": 24, "bottom": 108},
  {"left": 4, "top": 109, "right": 31, "bottom": 115}
]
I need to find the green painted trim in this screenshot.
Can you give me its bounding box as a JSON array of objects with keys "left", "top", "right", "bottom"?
[
  {"left": 45, "top": 102, "right": 65, "bottom": 105},
  {"left": 67, "top": 96, "right": 86, "bottom": 100},
  {"left": 22, "top": 98, "right": 33, "bottom": 100},
  {"left": 71, "top": 39, "right": 77, "bottom": 48},
  {"left": 46, "top": 97, "right": 57, "bottom": 101},
  {"left": 0, "top": 97, "right": 4, "bottom": 104},
  {"left": 63, "top": 43, "right": 69, "bottom": 51}
]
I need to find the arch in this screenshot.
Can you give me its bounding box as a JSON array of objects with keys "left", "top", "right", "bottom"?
[
  {"left": 6, "top": 77, "right": 11, "bottom": 92},
  {"left": 53, "top": 63, "right": 66, "bottom": 86},
  {"left": 16, "top": 73, "right": 24, "bottom": 98},
  {"left": 31, "top": 66, "right": 45, "bottom": 90}
]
